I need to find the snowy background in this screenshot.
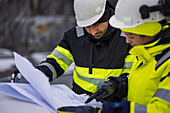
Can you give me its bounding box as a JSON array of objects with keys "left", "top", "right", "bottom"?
[{"left": 0, "top": 0, "right": 118, "bottom": 84}]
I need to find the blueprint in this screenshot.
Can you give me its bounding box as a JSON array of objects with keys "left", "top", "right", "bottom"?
[{"left": 0, "top": 52, "right": 102, "bottom": 113}]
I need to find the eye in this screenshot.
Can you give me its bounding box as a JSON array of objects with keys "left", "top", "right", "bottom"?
[
  {"left": 128, "top": 37, "right": 134, "bottom": 39},
  {"left": 85, "top": 26, "right": 90, "bottom": 28}
]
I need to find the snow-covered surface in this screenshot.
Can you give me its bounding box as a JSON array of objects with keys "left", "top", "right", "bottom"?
[
  {"left": 0, "top": 48, "right": 13, "bottom": 58},
  {"left": 0, "top": 92, "right": 51, "bottom": 113},
  {"left": 31, "top": 52, "right": 75, "bottom": 75},
  {"left": 0, "top": 52, "right": 101, "bottom": 113},
  {"left": 31, "top": 52, "right": 50, "bottom": 64},
  {"left": 0, "top": 59, "right": 15, "bottom": 72},
  {"left": 0, "top": 50, "right": 74, "bottom": 73}
]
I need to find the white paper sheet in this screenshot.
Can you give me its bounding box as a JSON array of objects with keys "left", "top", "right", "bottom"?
[
  {"left": 0, "top": 83, "right": 55, "bottom": 112},
  {"left": 0, "top": 52, "right": 102, "bottom": 113}
]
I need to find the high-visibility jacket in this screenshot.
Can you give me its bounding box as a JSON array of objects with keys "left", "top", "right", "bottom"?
[
  {"left": 39, "top": 25, "right": 135, "bottom": 94},
  {"left": 127, "top": 24, "right": 170, "bottom": 112}
]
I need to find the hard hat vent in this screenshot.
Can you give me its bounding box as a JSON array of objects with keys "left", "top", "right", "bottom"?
[{"left": 109, "top": 0, "right": 165, "bottom": 28}]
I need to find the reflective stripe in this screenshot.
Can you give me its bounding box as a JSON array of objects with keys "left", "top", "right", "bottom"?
[
  {"left": 51, "top": 49, "right": 73, "bottom": 66},
  {"left": 76, "top": 26, "right": 84, "bottom": 37},
  {"left": 120, "top": 31, "right": 126, "bottom": 37},
  {"left": 73, "top": 65, "right": 123, "bottom": 92},
  {"left": 75, "top": 69, "right": 105, "bottom": 85},
  {"left": 153, "top": 88, "right": 170, "bottom": 102},
  {"left": 122, "top": 55, "right": 135, "bottom": 74},
  {"left": 123, "top": 62, "right": 134, "bottom": 69},
  {"left": 156, "top": 50, "right": 170, "bottom": 69},
  {"left": 47, "top": 46, "right": 73, "bottom": 71},
  {"left": 39, "top": 62, "right": 57, "bottom": 79},
  {"left": 123, "top": 55, "right": 135, "bottom": 69},
  {"left": 98, "top": 108, "right": 102, "bottom": 113},
  {"left": 135, "top": 103, "right": 147, "bottom": 113}
]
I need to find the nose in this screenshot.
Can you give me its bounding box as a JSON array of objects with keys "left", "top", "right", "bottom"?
[
  {"left": 126, "top": 36, "right": 131, "bottom": 44},
  {"left": 88, "top": 26, "right": 98, "bottom": 36},
  {"left": 91, "top": 27, "right": 98, "bottom": 36}
]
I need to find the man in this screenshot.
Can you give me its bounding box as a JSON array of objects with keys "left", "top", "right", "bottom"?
[
  {"left": 11, "top": 0, "right": 134, "bottom": 96},
  {"left": 57, "top": 0, "right": 170, "bottom": 112}
]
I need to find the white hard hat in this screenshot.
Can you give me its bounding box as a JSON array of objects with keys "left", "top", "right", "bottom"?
[
  {"left": 109, "top": 0, "right": 165, "bottom": 29},
  {"left": 74, "top": 0, "right": 107, "bottom": 27}
]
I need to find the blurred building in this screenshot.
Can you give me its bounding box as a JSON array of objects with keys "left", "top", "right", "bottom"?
[{"left": 0, "top": 0, "right": 75, "bottom": 54}]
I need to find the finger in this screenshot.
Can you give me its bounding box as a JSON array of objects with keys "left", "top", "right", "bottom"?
[
  {"left": 85, "top": 89, "right": 104, "bottom": 103},
  {"left": 85, "top": 94, "right": 98, "bottom": 104},
  {"left": 17, "top": 73, "right": 22, "bottom": 79},
  {"left": 85, "top": 87, "right": 106, "bottom": 103},
  {"left": 95, "top": 91, "right": 108, "bottom": 102}
]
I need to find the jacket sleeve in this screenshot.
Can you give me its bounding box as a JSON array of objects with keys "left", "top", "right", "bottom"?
[
  {"left": 102, "top": 73, "right": 170, "bottom": 113},
  {"left": 107, "top": 74, "right": 128, "bottom": 102},
  {"left": 128, "top": 76, "right": 170, "bottom": 113},
  {"left": 102, "top": 59, "right": 170, "bottom": 113},
  {"left": 145, "top": 60, "right": 170, "bottom": 113},
  {"left": 128, "top": 60, "right": 170, "bottom": 113},
  {"left": 37, "top": 31, "right": 74, "bottom": 81}
]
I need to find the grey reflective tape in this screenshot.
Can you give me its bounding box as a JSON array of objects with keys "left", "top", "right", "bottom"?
[
  {"left": 76, "top": 26, "right": 84, "bottom": 37},
  {"left": 123, "top": 62, "right": 134, "bottom": 69},
  {"left": 153, "top": 88, "right": 170, "bottom": 102},
  {"left": 156, "top": 50, "right": 170, "bottom": 69},
  {"left": 135, "top": 103, "right": 147, "bottom": 113},
  {"left": 39, "top": 62, "right": 57, "bottom": 79},
  {"left": 75, "top": 70, "right": 105, "bottom": 85},
  {"left": 52, "top": 49, "right": 73, "bottom": 66},
  {"left": 120, "top": 31, "right": 126, "bottom": 37}
]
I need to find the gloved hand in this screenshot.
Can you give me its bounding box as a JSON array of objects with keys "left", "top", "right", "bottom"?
[
  {"left": 85, "top": 75, "right": 128, "bottom": 103},
  {"left": 85, "top": 79, "right": 118, "bottom": 103},
  {"left": 11, "top": 70, "right": 28, "bottom": 83},
  {"left": 57, "top": 106, "right": 101, "bottom": 113},
  {"left": 11, "top": 62, "right": 54, "bottom": 83}
]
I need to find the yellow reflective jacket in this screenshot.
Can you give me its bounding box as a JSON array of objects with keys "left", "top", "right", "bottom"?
[
  {"left": 39, "top": 26, "right": 135, "bottom": 94},
  {"left": 127, "top": 25, "right": 170, "bottom": 113}
]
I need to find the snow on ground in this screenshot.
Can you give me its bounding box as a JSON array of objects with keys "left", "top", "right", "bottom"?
[
  {"left": 31, "top": 52, "right": 51, "bottom": 64},
  {"left": 0, "top": 50, "right": 74, "bottom": 73},
  {"left": 0, "top": 49, "right": 74, "bottom": 72},
  {"left": 0, "top": 59, "right": 15, "bottom": 72},
  {"left": 31, "top": 52, "right": 75, "bottom": 75},
  {"left": 0, "top": 49, "right": 74, "bottom": 84}
]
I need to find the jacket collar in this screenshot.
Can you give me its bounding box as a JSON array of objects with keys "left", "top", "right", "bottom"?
[{"left": 129, "top": 25, "right": 170, "bottom": 63}]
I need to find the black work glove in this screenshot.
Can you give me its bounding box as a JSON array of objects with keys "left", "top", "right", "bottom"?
[
  {"left": 11, "top": 63, "right": 53, "bottom": 83},
  {"left": 11, "top": 69, "right": 28, "bottom": 83},
  {"left": 85, "top": 75, "right": 128, "bottom": 103},
  {"left": 57, "top": 106, "right": 101, "bottom": 113},
  {"left": 85, "top": 79, "right": 118, "bottom": 103}
]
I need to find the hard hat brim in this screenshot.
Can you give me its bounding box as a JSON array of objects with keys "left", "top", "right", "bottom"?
[
  {"left": 109, "top": 15, "right": 140, "bottom": 29},
  {"left": 77, "top": 13, "right": 104, "bottom": 27}
]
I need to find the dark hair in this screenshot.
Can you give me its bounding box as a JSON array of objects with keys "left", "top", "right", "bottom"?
[{"left": 95, "top": 1, "right": 115, "bottom": 23}]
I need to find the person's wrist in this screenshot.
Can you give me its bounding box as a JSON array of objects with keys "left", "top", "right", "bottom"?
[{"left": 108, "top": 78, "right": 118, "bottom": 90}]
